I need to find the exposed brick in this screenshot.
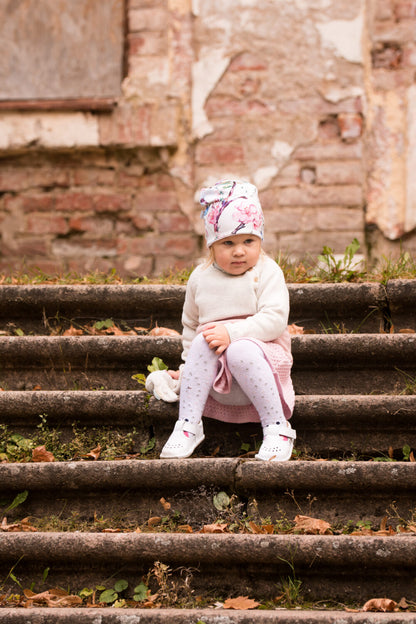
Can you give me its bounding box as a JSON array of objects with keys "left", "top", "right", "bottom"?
[
  {"left": 294, "top": 143, "right": 363, "bottom": 161},
  {"left": 205, "top": 96, "right": 272, "bottom": 117},
  {"left": 122, "top": 255, "right": 154, "bottom": 276},
  {"left": 99, "top": 104, "right": 151, "bottom": 146},
  {"left": 316, "top": 161, "right": 363, "bottom": 186},
  {"left": 395, "top": 1, "right": 416, "bottom": 19},
  {"left": 279, "top": 96, "right": 363, "bottom": 116},
  {"left": 374, "top": 0, "right": 395, "bottom": 19},
  {"left": 158, "top": 212, "right": 191, "bottom": 232},
  {"left": 21, "top": 195, "right": 55, "bottom": 212},
  {"left": 129, "top": 8, "right": 169, "bottom": 32},
  {"left": 52, "top": 239, "right": 118, "bottom": 258},
  {"left": 373, "top": 19, "right": 416, "bottom": 43},
  {"left": 195, "top": 142, "right": 244, "bottom": 165},
  {"left": 278, "top": 231, "right": 364, "bottom": 258},
  {"left": 55, "top": 193, "right": 94, "bottom": 212},
  {"left": 72, "top": 168, "right": 117, "bottom": 187},
  {"left": 154, "top": 255, "right": 192, "bottom": 275},
  {"left": 264, "top": 208, "right": 314, "bottom": 234},
  {"left": 337, "top": 114, "right": 363, "bottom": 141},
  {"left": 13, "top": 238, "right": 49, "bottom": 257},
  {"left": 133, "top": 191, "right": 179, "bottom": 212},
  {"left": 229, "top": 52, "right": 268, "bottom": 72},
  {"left": 371, "top": 66, "right": 415, "bottom": 90},
  {"left": 130, "top": 212, "right": 154, "bottom": 230},
  {"left": 278, "top": 185, "right": 363, "bottom": 207},
  {"left": 316, "top": 206, "right": 364, "bottom": 231},
  {"left": 93, "top": 194, "right": 131, "bottom": 213},
  {"left": 26, "top": 214, "right": 69, "bottom": 236},
  {"left": 0, "top": 168, "right": 70, "bottom": 192},
  {"left": 128, "top": 32, "right": 168, "bottom": 56},
  {"left": 162, "top": 236, "right": 198, "bottom": 257},
  {"left": 69, "top": 216, "right": 114, "bottom": 237}
]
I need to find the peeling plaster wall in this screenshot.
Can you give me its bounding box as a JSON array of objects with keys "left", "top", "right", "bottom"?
[
  {"left": 0, "top": 0, "right": 416, "bottom": 276},
  {"left": 192, "top": 0, "right": 366, "bottom": 257}
]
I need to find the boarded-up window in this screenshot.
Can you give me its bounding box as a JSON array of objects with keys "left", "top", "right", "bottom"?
[{"left": 0, "top": 0, "right": 125, "bottom": 108}]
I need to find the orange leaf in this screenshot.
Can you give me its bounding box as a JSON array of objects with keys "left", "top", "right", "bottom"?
[
  {"left": 85, "top": 445, "right": 101, "bottom": 460},
  {"left": 160, "top": 497, "right": 171, "bottom": 511},
  {"left": 200, "top": 523, "right": 228, "bottom": 533},
  {"left": 288, "top": 323, "right": 304, "bottom": 335},
  {"left": 149, "top": 326, "right": 180, "bottom": 336},
  {"left": 293, "top": 515, "right": 332, "bottom": 535},
  {"left": 178, "top": 524, "right": 193, "bottom": 533},
  {"left": 63, "top": 326, "right": 83, "bottom": 336},
  {"left": 148, "top": 516, "right": 161, "bottom": 527},
  {"left": 32, "top": 446, "right": 55, "bottom": 463},
  {"left": 223, "top": 596, "right": 260, "bottom": 610},
  {"left": 363, "top": 598, "right": 397, "bottom": 612}
]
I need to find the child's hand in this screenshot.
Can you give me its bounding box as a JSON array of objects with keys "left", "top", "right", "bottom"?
[
  {"left": 202, "top": 323, "right": 230, "bottom": 354},
  {"left": 168, "top": 369, "right": 180, "bottom": 380}
]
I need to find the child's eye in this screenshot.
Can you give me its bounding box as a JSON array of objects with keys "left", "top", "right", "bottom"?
[
  {"left": 244, "top": 238, "right": 255, "bottom": 244},
  {"left": 223, "top": 240, "right": 233, "bottom": 246}
]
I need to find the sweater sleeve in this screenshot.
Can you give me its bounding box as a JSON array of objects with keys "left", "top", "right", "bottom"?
[
  {"left": 224, "top": 258, "right": 289, "bottom": 343},
  {"left": 180, "top": 269, "right": 200, "bottom": 361}
]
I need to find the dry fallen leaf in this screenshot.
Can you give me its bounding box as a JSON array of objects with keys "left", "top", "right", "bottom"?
[
  {"left": 363, "top": 598, "right": 397, "bottom": 612},
  {"left": 223, "top": 596, "right": 260, "bottom": 610},
  {"left": 85, "top": 444, "right": 101, "bottom": 461},
  {"left": 23, "top": 588, "right": 82, "bottom": 607},
  {"left": 293, "top": 515, "right": 332, "bottom": 535},
  {"left": 159, "top": 497, "right": 171, "bottom": 511},
  {"left": 63, "top": 326, "right": 83, "bottom": 336},
  {"left": 148, "top": 516, "right": 161, "bottom": 527},
  {"left": 288, "top": 323, "right": 304, "bottom": 335},
  {"left": 32, "top": 445, "right": 55, "bottom": 463},
  {"left": 200, "top": 523, "right": 228, "bottom": 533},
  {"left": 149, "top": 326, "right": 180, "bottom": 336},
  {"left": 248, "top": 521, "right": 274, "bottom": 534}
]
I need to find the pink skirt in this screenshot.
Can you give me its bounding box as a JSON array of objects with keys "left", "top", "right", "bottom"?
[{"left": 202, "top": 328, "right": 295, "bottom": 424}]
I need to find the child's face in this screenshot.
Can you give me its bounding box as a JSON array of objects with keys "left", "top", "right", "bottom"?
[{"left": 211, "top": 233, "right": 261, "bottom": 275}]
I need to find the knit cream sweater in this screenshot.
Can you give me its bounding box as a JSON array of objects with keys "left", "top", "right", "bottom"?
[{"left": 181, "top": 254, "right": 290, "bottom": 360}]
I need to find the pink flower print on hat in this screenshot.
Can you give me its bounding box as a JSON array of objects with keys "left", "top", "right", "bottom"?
[{"left": 200, "top": 180, "right": 264, "bottom": 247}]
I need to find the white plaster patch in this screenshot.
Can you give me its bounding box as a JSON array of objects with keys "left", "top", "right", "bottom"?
[
  {"left": 316, "top": 11, "right": 363, "bottom": 63},
  {"left": 271, "top": 140, "right": 294, "bottom": 161},
  {"left": 0, "top": 112, "right": 99, "bottom": 149},
  {"left": 321, "top": 85, "right": 364, "bottom": 103},
  {"left": 254, "top": 166, "right": 278, "bottom": 190},
  {"left": 192, "top": 48, "right": 230, "bottom": 138},
  {"left": 406, "top": 84, "right": 416, "bottom": 233}
]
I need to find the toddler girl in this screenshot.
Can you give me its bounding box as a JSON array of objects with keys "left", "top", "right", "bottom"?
[{"left": 160, "top": 179, "right": 295, "bottom": 460}]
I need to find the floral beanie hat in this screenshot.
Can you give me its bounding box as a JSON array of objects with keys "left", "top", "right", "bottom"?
[{"left": 200, "top": 180, "right": 264, "bottom": 247}]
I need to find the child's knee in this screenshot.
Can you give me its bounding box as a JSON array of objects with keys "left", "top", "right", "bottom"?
[{"left": 226, "top": 339, "right": 262, "bottom": 370}]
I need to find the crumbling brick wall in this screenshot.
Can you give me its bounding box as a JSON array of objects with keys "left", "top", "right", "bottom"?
[{"left": 0, "top": 0, "right": 415, "bottom": 277}]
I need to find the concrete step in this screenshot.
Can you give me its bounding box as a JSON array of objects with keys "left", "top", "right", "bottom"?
[
  {"left": 0, "top": 391, "right": 415, "bottom": 455},
  {"left": 2, "top": 610, "right": 416, "bottom": 623},
  {"left": 0, "top": 333, "right": 414, "bottom": 393},
  {"left": 1, "top": 459, "right": 414, "bottom": 529},
  {"left": 0, "top": 531, "right": 415, "bottom": 603},
  {"left": 0, "top": 280, "right": 414, "bottom": 334}
]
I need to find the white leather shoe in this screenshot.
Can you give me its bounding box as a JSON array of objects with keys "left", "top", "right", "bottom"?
[
  {"left": 255, "top": 421, "right": 296, "bottom": 462},
  {"left": 160, "top": 420, "right": 205, "bottom": 459}
]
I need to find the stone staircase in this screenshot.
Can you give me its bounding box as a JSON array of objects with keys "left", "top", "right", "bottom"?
[{"left": 0, "top": 280, "right": 415, "bottom": 622}]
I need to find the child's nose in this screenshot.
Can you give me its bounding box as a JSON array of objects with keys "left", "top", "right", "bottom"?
[{"left": 233, "top": 245, "right": 245, "bottom": 255}]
